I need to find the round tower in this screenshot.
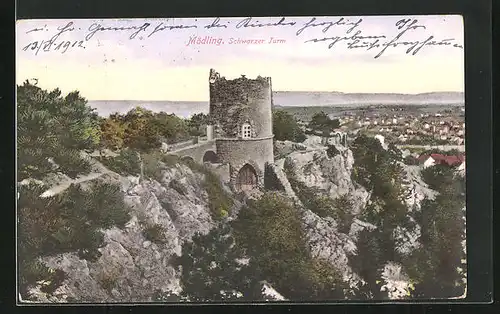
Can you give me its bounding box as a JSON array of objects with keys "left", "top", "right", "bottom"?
[{"left": 208, "top": 69, "right": 274, "bottom": 191}]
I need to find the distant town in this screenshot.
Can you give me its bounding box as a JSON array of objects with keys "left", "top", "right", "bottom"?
[{"left": 284, "top": 103, "right": 466, "bottom": 169}]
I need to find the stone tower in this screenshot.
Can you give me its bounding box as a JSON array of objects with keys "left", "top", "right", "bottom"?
[{"left": 207, "top": 69, "right": 274, "bottom": 192}]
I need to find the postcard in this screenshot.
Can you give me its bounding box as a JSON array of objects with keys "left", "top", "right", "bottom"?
[{"left": 16, "top": 15, "right": 466, "bottom": 303}]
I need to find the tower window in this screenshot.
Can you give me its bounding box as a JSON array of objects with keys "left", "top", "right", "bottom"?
[{"left": 242, "top": 123, "right": 252, "bottom": 139}]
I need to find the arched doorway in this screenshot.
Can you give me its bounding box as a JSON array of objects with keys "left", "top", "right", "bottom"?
[
  {"left": 235, "top": 164, "right": 258, "bottom": 192},
  {"left": 203, "top": 150, "right": 218, "bottom": 163}
]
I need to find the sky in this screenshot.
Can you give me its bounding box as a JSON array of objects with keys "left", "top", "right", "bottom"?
[{"left": 16, "top": 15, "right": 464, "bottom": 101}]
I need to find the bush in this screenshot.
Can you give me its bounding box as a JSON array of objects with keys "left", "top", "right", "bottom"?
[
  {"left": 273, "top": 110, "right": 306, "bottom": 143},
  {"left": 204, "top": 170, "right": 233, "bottom": 220},
  {"left": 142, "top": 224, "right": 167, "bottom": 244},
  {"left": 18, "top": 259, "right": 65, "bottom": 297},
  {"left": 17, "top": 181, "right": 131, "bottom": 298},
  {"left": 142, "top": 151, "right": 165, "bottom": 180},
  {"left": 99, "top": 148, "right": 141, "bottom": 176},
  {"left": 169, "top": 179, "right": 188, "bottom": 195},
  {"left": 264, "top": 164, "right": 285, "bottom": 192},
  {"left": 404, "top": 155, "right": 419, "bottom": 165},
  {"left": 308, "top": 112, "right": 340, "bottom": 134},
  {"left": 326, "top": 145, "right": 340, "bottom": 158},
  {"left": 53, "top": 149, "right": 92, "bottom": 179},
  {"left": 17, "top": 82, "right": 101, "bottom": 181},
  {"left": 232, "top": 193, "right": 346, "bottom": 300},
  {"left": 175, "top": 224, "right": 265, "bottom": 302},
  {"left": 162, "top": 155, "right": 182, "bottom": 167},
  {"left": 421, "top": 164, "right": 455, "bottom": 192}
]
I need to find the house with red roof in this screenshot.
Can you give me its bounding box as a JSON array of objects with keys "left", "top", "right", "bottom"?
[{"left": 418, "top": 153, "right": 465, "bottom": 168}]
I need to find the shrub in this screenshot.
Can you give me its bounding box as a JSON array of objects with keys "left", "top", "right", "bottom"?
[
  {"left": 232, "top": 192, "right": 346, "bottom": 300},
  {"left": 17, "top": 82, "right": 101, "bottom": 181},
  {"left": 326, "top": 145, "right": 340, "bottom": 158},
  {"left": 17, "top": 181, "right": 131, "bottom": 298},
  {"left": 142, "top": 224, "right": 167, "bottom": 244},
  {"left": 169, "top": 179, "right": 188, "bottom": 196},
  {"left": 421, "top": 164, "right": 455, "bottom": 192},
  {"left": 404, "top": 155, "right": 419, "bottom": 165},
  {"left": 97, "top": 271, "right": 119, "bottom": 292},
  {"left": 272, "top": 110, "right": 306, "bottom": 143},
  {"left": 203, "top": 170, "right": 233, "bottom": 220},
  {"left": 175, "top": 224, "right": 264, "bottom": 302},
  {"left": 308, "top": 112, "right": 340, "bottom": 134},
  {"left": 142, "top": 151, "right": 165, "bottom": 180},
  {"left": 160, "top": 198, "right": 177, "bottom": 221},
  {"left": 264, "top": 164, "right": 285, "bottom": 192},
  {"left": 53, "top": 149, "right": 92, "bottom": 179},
  {"left": 332, "top": 195, "right": 354, "bottom": 234},
  {"left": 161, "top": 155, "right": 182, "bottom": 167},
  {"left": 99, "top": 148, "right": 141, "bottom": 176}
]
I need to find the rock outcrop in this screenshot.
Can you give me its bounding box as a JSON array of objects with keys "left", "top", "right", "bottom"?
[
  {"left": 22, "top": 137, "right": 444, "bottom": 302},
  {"left": 27, "top": 162, "right": 221, "bottom": 303}
]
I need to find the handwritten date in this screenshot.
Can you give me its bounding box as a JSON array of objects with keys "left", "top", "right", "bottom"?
[{"left": 22, "top": 22, "right": 86, "bottom": 55}]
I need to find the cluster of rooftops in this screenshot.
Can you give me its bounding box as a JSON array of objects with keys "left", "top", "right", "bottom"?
[{"left": 417, "top": 153, "right": 465, "bottom": 167}]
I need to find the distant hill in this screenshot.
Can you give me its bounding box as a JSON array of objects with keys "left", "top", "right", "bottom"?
[{"left": 272, "top": 91, "right": 465, "bottom": 107}]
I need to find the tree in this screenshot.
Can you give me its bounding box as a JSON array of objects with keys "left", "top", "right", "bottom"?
[
  {"left": 232, "top": 193, "right": 346, "bottom": 300},
  {"left": 18, "top": 181, "right": 130, "bottom": 298},
  {"left": 272, "top": 110, "right": 306, "bottom": 143},
  {"left": 173, "top": 224, "right": 265, "bottom": 302},
  {"left": 187, "top": 113, "right": 208, "bottom": 137},
  {"left": 404, "top": 165, "right": 466, "bottom": 298},
  {"left": 99, "top": 115, "right": 125, "bottom": 150},
  {"left": 308, "top": 112, "right": 340, "bottom": 134},
  {"left": 17, "top": 81, "right": 99, "bottom": 180}
]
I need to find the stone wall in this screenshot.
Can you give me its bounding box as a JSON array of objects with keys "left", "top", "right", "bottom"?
[
  {"left": 166, "top": 141, "right": 217, "bottom": 164},
  {"left": 216, "top": 137, "right": 274, "bottom": 187}
]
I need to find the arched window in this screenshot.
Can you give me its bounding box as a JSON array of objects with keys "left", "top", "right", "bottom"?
[{"left": 241, "top": 123, "right": 252, "bottom": 139}]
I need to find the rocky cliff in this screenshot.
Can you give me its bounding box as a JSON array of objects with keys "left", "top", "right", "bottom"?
[{"left": 21, "top": 136, "right": 440, "bottom": 303}]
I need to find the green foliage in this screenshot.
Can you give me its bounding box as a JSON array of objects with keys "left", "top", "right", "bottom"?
[
  {"left": 348, "top": 134, "right": 413, "bottom": 297},
  {"left": 17, "top": 81, "right": 100, "bottom": 180},
  {"left": 161, "top": 155, "right": 182, "bottom": 167},
  {"left": 348, "top": 229, "right": 386, "bottom": 299},
  {"left": 99, "top": 108, "right": 194, "bottom": 153},
  {"left": 203, "top": 169, "right": 233, "bottom": 220},
  {"left": 18, "top": 259, "right": 67, "bottom": 297},
  {"left": 272, "top": 110, "right": 306, "bottom": 143},
  {"left": 404, "top": 155, "right": 419, "bottom": 165},
  {"left": 232, "top": 193, "right": 347, "bottom": 300},
  {"left": 98, "top": 148, "right": 141, "bottom": 176},
  {"left": 169, "top": 179, "right": 188, "bottom": 196},
  {"left": 17, "top": 181, "right": 131, "bottom": 298},
  {"left": 286, "top": 175, "right": 353, "bottom": 233},
  {"left": 187, "top": 113, "right": 209, "bottom": 136},
  {"left": 99, "top": 115, "right": 125, "bottom": 150},
  {"left": 173, "top": 224, "right": 265, "bottom": 302},
  {"left": 403, "top": 165, "right": 466, "bottom": 298},
  {"left": 332, "top": 196, "right": 355, "bottom": 234},
  {"left": 308, "top": 112, "right": 340, "bottom": 134},
  {"left": 182, "top": 160, "right": 233, "bottom": 220},
  {"left": 421, "top": 164, "right": 455, "bottom": 191},
  {"left": 422, "top": 148, "right": 462, "bottom": 156},
  {"left": 52, "top": 150, "right": 92, "bottom": 179},
  {"left": 142, "top": 224, "right": 167, "bottom": 244},
  {"left": 264, "top": 164, "right": 285, "bottom": 192},
  {"left": 141, "top": 151, "right": 166, "bottom": 181},
  {"left": 326, "top": 145, "right": 340, "bottom": 158}
]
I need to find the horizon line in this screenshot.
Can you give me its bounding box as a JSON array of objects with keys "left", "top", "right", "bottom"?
[{"left": 87, "top": 90, "right": 465, "bottom": 102}]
